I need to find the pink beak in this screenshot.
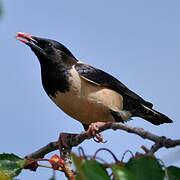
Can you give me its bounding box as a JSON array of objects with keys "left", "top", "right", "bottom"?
[{"left": 14, "top": 32, "right": 33, "bottom": 44}]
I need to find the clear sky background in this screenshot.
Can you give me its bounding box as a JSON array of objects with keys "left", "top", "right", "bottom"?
[{"left": 0, "top": 0, "right": 180, "bottom": 179}]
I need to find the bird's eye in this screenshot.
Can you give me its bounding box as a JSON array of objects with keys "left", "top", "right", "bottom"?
[{"left": 46, "top": 42, "right": 52, "bottom": 48}]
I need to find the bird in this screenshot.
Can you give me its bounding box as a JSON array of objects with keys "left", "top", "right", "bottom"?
[{"left": 15, "top": 32, "right": 173, "bottom": 143}]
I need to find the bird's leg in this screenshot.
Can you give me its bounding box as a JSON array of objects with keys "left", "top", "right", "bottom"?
[{"left": 87, "top": 122, "right": 107, "bottom": 143}]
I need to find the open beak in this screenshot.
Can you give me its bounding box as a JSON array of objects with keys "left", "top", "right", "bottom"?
[
  {"left": 15, "top": 32, "right": 46, "bottom": 55},
  {"left": 14, "top": 32, "right": 38, "bottom": 45}
]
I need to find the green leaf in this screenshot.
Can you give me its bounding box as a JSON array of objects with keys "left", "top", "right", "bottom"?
[
  {"left": 75, "top": 175, "right": 81, "bottom": 180},
  {"left": 0, "top": 171, "right": 11, "bottom": 180},
  {"left": 72, "top": 153, "right": 86, "bottom": 180},
  {"left": 0, "top": 0, "right": 2, "bottom": 17},
  {"left": 167, "top": 166, "right": 180, "bottom": 180},
  {"left": 81, "top": 159, "right": 110, "bottom": 180},
  {"left": 49, "top": 177, "right": 56, "bottom": 180},
  {"left": 125, "top": 156, "right": 164, "bottom": 180},
  {"left": 111, "top": 165, "right": 136, "bottom": 180},
  {"left": 72, "top": 153, "right": 110, "bottom": 180},
  {"left": 0, "top": 153, "right": 26, "bottom": 178}
]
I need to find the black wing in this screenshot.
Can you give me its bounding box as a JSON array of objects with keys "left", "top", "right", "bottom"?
[{"left": 75, "top": 63, "right": 153, "bottom": 108}]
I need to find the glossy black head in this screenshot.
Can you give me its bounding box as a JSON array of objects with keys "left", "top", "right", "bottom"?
[{"left": 15, "top": 32, "right": 77, "bottom": 66}]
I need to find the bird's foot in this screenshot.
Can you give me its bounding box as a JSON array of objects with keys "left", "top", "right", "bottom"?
[
  {"left": 87, "top": 122, "right": 107, "bottom": 143},
  {"left": 58, "top": 133, "right": 78, "bottom": 157}
]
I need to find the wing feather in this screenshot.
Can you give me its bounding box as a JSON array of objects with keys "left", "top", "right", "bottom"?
[{"left": 75, "top": 63, "right": 153, "bottom": 108}]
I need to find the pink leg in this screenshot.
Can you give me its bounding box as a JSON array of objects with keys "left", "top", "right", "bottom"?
[{"left": 87, "top": 122, "right": 107, "bottom": 143}]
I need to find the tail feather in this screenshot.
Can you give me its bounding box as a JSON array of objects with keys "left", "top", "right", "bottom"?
[{"left": 138, "top": 104, "right": 173, "bottom": 125}]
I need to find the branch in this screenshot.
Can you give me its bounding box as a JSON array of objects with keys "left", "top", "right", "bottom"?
[
  {"left": 26, "top": 122, "right": 180, "bottom": 159},
  {"left": 26, "top": 142, "right": 58, "bottom": 159}
]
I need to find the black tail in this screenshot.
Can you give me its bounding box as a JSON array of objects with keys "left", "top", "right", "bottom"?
[{"left": 138, "top": 104, "right": 173, "bottom": 125}]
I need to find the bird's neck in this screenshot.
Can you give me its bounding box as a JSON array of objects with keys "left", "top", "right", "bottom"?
[{"left": 40, "top": 63, "right": 72, "bottom": 97}]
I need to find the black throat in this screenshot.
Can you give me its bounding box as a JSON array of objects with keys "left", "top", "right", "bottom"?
[{"left": 41, "top": 63, "right": 72, "bottom": 97}]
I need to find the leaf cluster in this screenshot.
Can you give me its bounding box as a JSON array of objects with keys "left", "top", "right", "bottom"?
[
  {"left": 73, "top": 153, "right": 180, "bottom": 180},
  {"left": 0, "top": 152, "right": 180, "bottom": 180}
]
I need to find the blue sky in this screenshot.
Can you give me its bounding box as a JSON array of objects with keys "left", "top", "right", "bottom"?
[{"left": 0, "top": 0, "right": 180, "bottom": 179}]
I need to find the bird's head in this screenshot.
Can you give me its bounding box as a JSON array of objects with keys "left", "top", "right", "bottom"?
[{"left": 15, "top": 32, "right": 77, "bottom": 66}]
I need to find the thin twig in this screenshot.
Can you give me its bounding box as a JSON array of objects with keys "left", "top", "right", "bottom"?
[
  {"left": 26, "top": 122, "right": 180, "bottom": 159},
  {"left": 62, "top": 148, "right": 75, "bottom": 180}
]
